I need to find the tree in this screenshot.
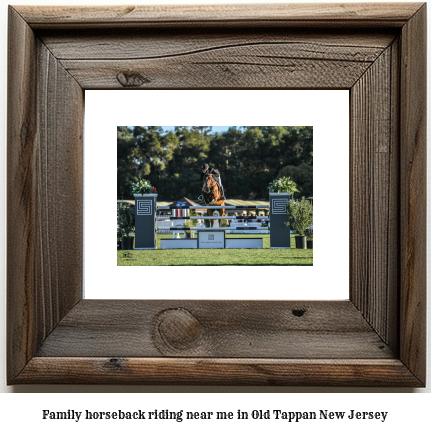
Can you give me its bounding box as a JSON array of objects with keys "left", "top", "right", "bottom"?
[
  {"left": 117, "top": 126, "right": 313, "bottom": 201},
  {"left": 119, "top": 126, "right": 179, "bottom": 199},
  {"left": 296, "top": 126, "right": 313, "bottom": 165},
  {"left": 277, "top": 163, "right": 313, "bottom": 198},
  {"left": 117, "top": 127, "right": 136, "bottom": 198},
  {"left": 191, "top": 126, "right": 212, "bottom": 137},
  {"left": 288, "top": 197, "right": 313, "bottom": 237}
]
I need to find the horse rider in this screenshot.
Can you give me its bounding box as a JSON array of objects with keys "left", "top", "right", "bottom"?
[{"left": 198, "top": 163, "right": 226, "bottom": 201}]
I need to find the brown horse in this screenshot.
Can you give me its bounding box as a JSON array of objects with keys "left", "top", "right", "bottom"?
[{"left": 202, "top": 174, "right": 225, "bottom": 227}]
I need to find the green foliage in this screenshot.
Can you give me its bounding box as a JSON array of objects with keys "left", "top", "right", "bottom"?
[
  {"left": 188, "top": 210, "right": 198, "bottom": 228},
  {"left": 305, "top": 228, "right": 313, "bottom": 240},
  {"left": 288, "top": 197, "right": 313, "bottom": 237},
  {"left": 117, "top": 203, "right": 135, "bottom": 237},
  {"left": 183, "top": 219, "right": 197, "bottom": 230},
  {"left": 117, "top": 126, "right": 179, "bottom": 199},
  {"left": 268, "top": 176, "right": 299, "bottom": 195},
  {"left": 117, "top": 127, "right": 138, "bottom": 199},
  {"left": 130, "top": 177, "right": 154, "bottom": 195},
  {"left": 118, "top": 126, "right": 313, "bottom": 200},
  {"left": 277, "top": 163, "right": 313, "bottom": 198}
]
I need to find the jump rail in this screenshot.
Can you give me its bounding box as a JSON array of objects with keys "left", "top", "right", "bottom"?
[
  {"left": 133, "top": 193, "right": 290, "bottom": 249},
  {"left": 158, "top": 216, "right": 264, "bottom": 220},
  {"left": 162, "top": 227, "right": 269, "bottom": 231},
  {"left": 157, "top": 205, "right": 269, "bottom": 210}
]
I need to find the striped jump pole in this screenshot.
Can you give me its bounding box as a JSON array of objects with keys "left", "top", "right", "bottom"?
[
  {"left": 159, "top": 216, "right": 238, "bottom": 220},
  {"left": 134, "top": 194, "right": 291, "bottom": 249},
  {"left": 165, "top": 227, "right": 269, "bottom": 231},
  {"left": 156, "top": 205, "right": 269, "bottom": 210},
  {"left": 158, "top": 216, "right": 268, "bottom": 220}
]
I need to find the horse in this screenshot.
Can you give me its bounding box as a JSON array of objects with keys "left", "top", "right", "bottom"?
[{"left": 202, "top": 174, "right": 225, "bottom": 227}]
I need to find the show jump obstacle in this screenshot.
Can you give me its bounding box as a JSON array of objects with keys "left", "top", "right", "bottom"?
[{"left": 134, "top": 193, "right": 291, "bottom": 249}]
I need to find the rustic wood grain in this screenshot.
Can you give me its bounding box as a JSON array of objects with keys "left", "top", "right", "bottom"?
[
  {"left": 399, "top": 3, "right": 427, "bottom": 385},
  {"left": 58, "top": 41, "right": 391, "bottom": 89},
  {"left": 15, "top": 3, "right": 423, "bottom": 29},
  {"left": 42, "top": 30, "right": 395, "bottom": 89},
  {"left": 7, "top": 6, "right": 83, "bottom": 383},
  {"left": 387, "top": 38, "right": 401, "bottom": 352},
  {"left": 35, "top": 40, "right": 84, "bottom": 334},
  {"left": 15, "top": 358, "right": 423, "bottom": 386},
  {"left": 36, "top": 300, "right": 394, "bottom": 359},
  {"left": 7, "top": 3, "right": 427, "bottom": 386},
  {"left": 59, "top": 57, "right": 371, "bottom": 90},
  {"left": 41, "top": 31, "right": 395, "bottom": 60},
  {"left": 350, "top": 45, "right": 398, "bottom": 347},
  {"left": 7, "top": 6, "right": 38, "bottom": 382}
]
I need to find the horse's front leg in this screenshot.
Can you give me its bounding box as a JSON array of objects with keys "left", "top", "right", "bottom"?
[{"left": 209, "top": 185, "right": 216, "bottom": 205}]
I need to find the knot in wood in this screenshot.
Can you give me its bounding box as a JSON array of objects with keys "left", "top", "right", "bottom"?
[
  {"left": 116, "top": 71, "right": 150, "bottom": 87},
  {"left": 155, "top": 308, "right": 203, "bottom": 351},
  {"left": 292, "top": 308, "right": 306, "bottom": 317},
  {"left": 108, "top": 358, "right": 123, "bottom": 369}
]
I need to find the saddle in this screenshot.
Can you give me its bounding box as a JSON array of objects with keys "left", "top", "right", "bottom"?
[{"left": 204, "top": 171, "right": 222, "bottom": 186}]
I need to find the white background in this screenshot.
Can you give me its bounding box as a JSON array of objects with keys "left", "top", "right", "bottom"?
[
  {"left": 85, "top": 90, "right": 349, "bottom": 300},
  {"left": 0, "top": 0, "right": 429, "bottom": 421}
]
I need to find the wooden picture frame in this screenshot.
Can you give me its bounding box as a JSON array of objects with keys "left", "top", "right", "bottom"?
[{"left": 7, "top": 3, "right": 426, "bottom": 386}]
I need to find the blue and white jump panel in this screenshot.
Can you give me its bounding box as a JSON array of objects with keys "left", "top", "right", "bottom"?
[
  {"left": 225, "top": 238, "right": 263, "bottom": 249},
  {"left": 160, "top": 238, "right": 197, "bottom": 249},
  {"left": 198, "top": 230, "right": 225, "bottom": 248},
  {"left": 159, "top": 234, "right": 263, "bottom": 249}
]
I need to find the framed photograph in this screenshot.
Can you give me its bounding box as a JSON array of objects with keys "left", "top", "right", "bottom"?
[
  {"left": 7, "top": 3, "right": 426, "bottom": 386},
  {"left": 86, "top": 90, "right": 349, "bottom": 301}
]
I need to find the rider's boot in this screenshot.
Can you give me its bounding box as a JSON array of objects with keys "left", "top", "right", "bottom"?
[{"left": 220, "top": 185, "right": 226, "bottom": 200}]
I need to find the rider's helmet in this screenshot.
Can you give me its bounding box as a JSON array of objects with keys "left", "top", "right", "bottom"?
[{"left": 201, "top": 163, "right": 209, "bottom": 171}]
